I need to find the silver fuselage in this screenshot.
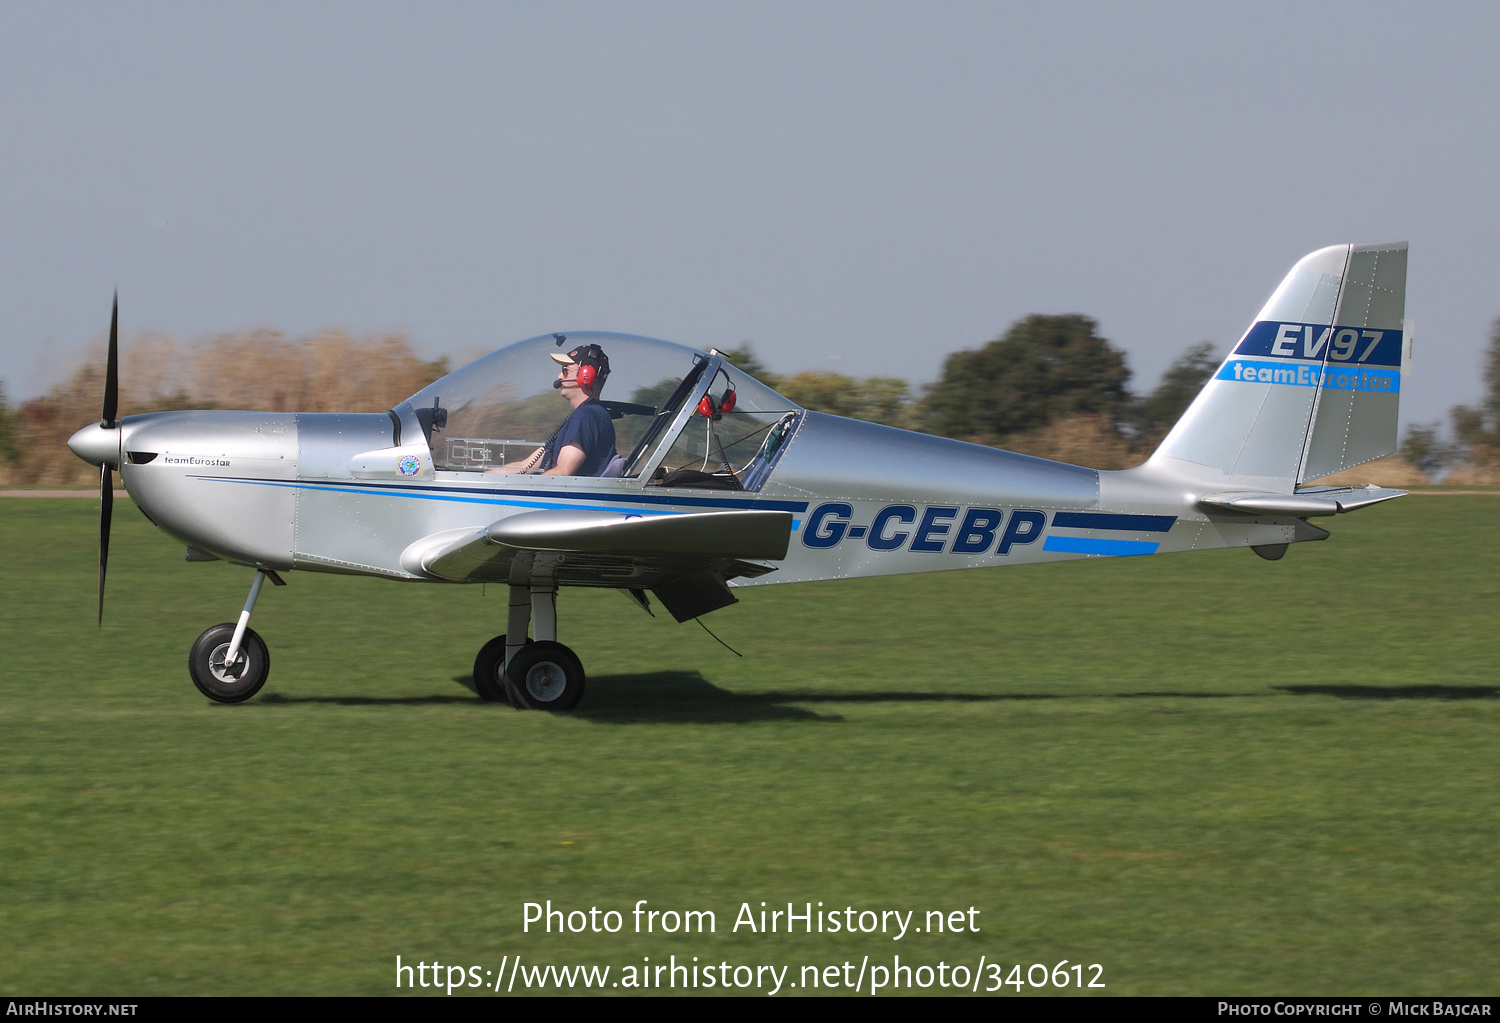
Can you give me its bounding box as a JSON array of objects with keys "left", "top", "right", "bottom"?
[
  {"left": 109, "top": 406, "right": 1312, "bottom": 588},
  {"left": 71, "top": 242, "right": 1411, "bottom": 621}
]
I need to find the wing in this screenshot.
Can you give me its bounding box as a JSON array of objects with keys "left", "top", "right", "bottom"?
[{"left": 399, "top": 508, "right": 793, "bottom": 621}]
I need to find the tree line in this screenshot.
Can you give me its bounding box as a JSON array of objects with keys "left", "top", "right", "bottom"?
[
  {"left": 730, "top": 314, "right": 1220, "bottom": 470},
  {"left": 7, "top": 312, "right": 1483, "bottom": 487},
  {"left": 0, "top": 330, "right": 449, "bottom": 486},
  {"left": 1399, "top": 318, "right": 1500, "bottom": 483}
]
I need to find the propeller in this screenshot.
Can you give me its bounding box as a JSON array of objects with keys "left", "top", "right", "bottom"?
[
  {"left": 103, "top": 293, "right": 118, "bottom": 428},
  {"left": 98, "top": 293, "right": 118, "bottom": 625}
]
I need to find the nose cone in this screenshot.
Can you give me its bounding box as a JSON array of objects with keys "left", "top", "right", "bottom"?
[{"left": 68, "top": 422, "right": 120, "bottom": 467}]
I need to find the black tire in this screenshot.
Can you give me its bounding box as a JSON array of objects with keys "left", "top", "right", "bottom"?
[
  {"left": 505, "top": 641, "right": 586, "bottom": 712},
  {"left": 473, "top": 635, "right": 535, "bottom": 704},
  {"left": 189, "top": 623, "right": 270, "bottom": 704}
]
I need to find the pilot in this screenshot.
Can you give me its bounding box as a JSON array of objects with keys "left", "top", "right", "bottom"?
[{"left": 493, "top": 343, "right": 617, "bottom": 476}]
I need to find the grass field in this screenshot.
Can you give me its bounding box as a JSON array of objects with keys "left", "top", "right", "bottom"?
[{"left": 1, "top": 496, "right": 1496, "bottom": 995}]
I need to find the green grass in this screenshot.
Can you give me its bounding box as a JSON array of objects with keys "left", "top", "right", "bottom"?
[{"left": 1, "top": 496, "right": 1497, "bottom": 995}]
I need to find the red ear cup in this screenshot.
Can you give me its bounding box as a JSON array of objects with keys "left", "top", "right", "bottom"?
[
  {"left": 719, "top": 389, "right": 737, "bottom": 413},
  {"left": 697, "top": 395, "right": 716, "bottom": 418},
  {"left": 577, "top": 364, "right": 596, "bottom": 393}
]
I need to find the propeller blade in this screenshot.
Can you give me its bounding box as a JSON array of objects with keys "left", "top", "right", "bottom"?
[
  {"left": 102, "top": 292, "right": 118, "bottom": 428},
  {"left": 98, "top": 464, "right": 113, "bottom": 625}
]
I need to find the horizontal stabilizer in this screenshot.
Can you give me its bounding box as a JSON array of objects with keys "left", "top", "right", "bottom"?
[
  {"left": 1295, "top": 485, "right": 1408, "bottom": 513},
  {"left": 1200, "top": 485, "right": 1406, "bottom": 516}
]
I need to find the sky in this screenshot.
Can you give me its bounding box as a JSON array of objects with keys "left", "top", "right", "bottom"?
[{"left": 2, "top": 2, "right": 1496, "bottom": 431}]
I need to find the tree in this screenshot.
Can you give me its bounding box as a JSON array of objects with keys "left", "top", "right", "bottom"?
[
  {"left": 1124, "top": 341, "right": 1219, "bottom": 448},
  {"left": 919, "top": 314, "right": 1131, "bottom": 443},
  {"left": 0, "top": 382, "right": 18, "bottom": 464},
  {"left": 717, "top": 345, "right": 915, "bottom": 427},
  {"left": 844, "top": 376, "right": 913, "bottom": 428},
  {"left": 774, "top": 370, "right": 913, "bottom": 428},
  {"left": 1449, "top": 317, "right": 1500, "bottom": 460},
  {"left": 1400, "top": 422, "right": 1449, "bottom": 478},
  {"left": 720, "top": 345, "right": 776, "bottom": 386}
]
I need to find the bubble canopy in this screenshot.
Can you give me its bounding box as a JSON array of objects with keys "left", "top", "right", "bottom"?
[{"left": 397, "top": 332, "right": 802, "bottom": 488}]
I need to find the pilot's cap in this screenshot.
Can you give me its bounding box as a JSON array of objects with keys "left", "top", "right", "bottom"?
[{"left": 550, "top": 343, "right": 610, "bottom": 375}]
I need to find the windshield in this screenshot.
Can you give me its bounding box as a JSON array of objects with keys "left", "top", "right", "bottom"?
[{"left": 400, "top": 332, "right": 802, "bottom": 488}]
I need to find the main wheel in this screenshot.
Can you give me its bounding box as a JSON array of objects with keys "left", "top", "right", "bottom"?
[
  {"left": 505, "top": 641, "right": 586, "bottom": 711},
  {"left": 189, "top": 623, "right": 270, "bottom": 704},
  {"left": 472, "top": 634, "right": 533, "bottom": 704}
]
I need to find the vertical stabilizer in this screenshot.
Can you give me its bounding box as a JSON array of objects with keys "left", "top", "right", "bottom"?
[{"left": 1151, "top": 242, "right": 1408, "bottom": 491}]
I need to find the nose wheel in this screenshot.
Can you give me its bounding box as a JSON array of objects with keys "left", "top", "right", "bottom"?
[
  {"left": 187, "top": 568, "right": 280, "bottom": 704},
  {"left": 189, "top": 623, "right": 270, "bottom": 703}
]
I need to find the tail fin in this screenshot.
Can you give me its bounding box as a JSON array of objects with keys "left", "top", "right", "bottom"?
[{"left": 1151, "top": 242, "right": 1410, "bottom": 489}]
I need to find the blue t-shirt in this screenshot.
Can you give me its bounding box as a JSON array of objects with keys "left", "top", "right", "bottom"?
[{"left": 540, "top": 400, "right": 617, "bottom": 476}]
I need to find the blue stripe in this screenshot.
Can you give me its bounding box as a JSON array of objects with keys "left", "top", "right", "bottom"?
[
  {"left": 191, "top": 475, "right": 808, "bottom": 513},
  {"left": 1044, "top": 536, "right": 1160, "bottom": 557},
  {"left": 1234, "top": 321, "right": 1403, "bottom": 367},
  {"left": 1051, "top": 512, "right": 1176, "bottom": 532},
  {"left": 1214, "top": 359, "right": 1400, "bottom": 394}
]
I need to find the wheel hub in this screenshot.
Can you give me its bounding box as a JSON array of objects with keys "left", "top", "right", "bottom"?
[
  {"left": 524, "top": 661, "right": 568, "bottom": 702},
  {"left": 207, "top": 643, "right": 247, "bottom": 683}
]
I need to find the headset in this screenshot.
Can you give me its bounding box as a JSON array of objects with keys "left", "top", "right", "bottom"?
[
  {"left": 553, "top": 344, "right": 611, "bottom": 396},
  {"left": 696, "top": 383, "right": 737, "bottom": 420}
]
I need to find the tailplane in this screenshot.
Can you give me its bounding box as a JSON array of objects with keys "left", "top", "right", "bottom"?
[{"left": 1150, "top": 242, "right": 1412, "bottom": 491}]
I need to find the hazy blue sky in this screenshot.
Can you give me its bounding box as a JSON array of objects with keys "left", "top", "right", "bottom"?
[{"left": 2, "top": 2, "right": 1496, "bottom": 430}]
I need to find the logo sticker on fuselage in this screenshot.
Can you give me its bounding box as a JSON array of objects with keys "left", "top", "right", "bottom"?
[
  {"left": 164, "top": 455, "right": 232, "bottom": 467},
  {"left": 398, "top": 455, "right": 421, "bottom": 476}
]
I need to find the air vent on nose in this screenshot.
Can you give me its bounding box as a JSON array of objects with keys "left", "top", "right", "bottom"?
[{"left": 126, "top": 451, "right": 158, "bottom": 464}]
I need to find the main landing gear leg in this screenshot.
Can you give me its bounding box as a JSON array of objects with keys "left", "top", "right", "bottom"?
[
  {"left": 472, "top": 585, "right": 533, "bottom": 706},
  {"left": 471, "top": 583, "right": 586, "bottom": 711},
  {"left": 502, "top": 585, "right": 535, "bottom": 708},
  {"left": 188, "top": 570, "right": 274, "bottom": 704}
]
